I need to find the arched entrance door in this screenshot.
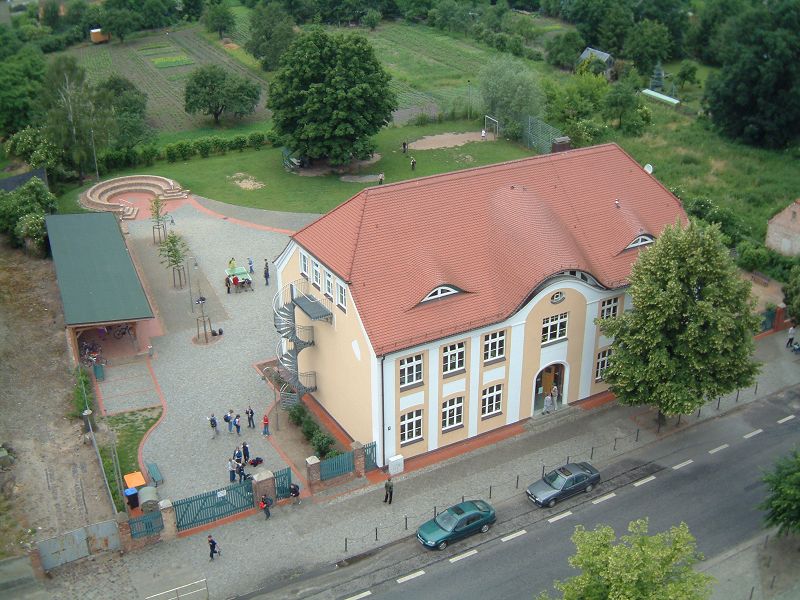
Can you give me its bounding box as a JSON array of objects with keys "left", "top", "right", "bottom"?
[{"left": 533, "top": 364, "right": 565, "bottom": 415}]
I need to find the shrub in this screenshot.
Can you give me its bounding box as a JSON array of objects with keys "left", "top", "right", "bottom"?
[
  {"left": 301, "top": 416, "right": 320, "bottom": 441},
  {"left": 194, "top": 137, "right": 213, "bottom": 158},
  {"left": 311, "top": 431, "right": 335, "bottom": 457},
  {"left": 230, "top": 135, "right": 248, "bottom": 152},
  {"left": 164, "top": 144, "right": 179, "bottom": 163},
  {"left": 138, "top": 145, "right": 159, "bottom": 166},
  {"left": 175, "top": 141, "right": 195, "bottom": 161},
  {"left": 493, "top": 32, "right": 510, "bottom": 52},
  {"left": 265, "top": 129, "right": 282, "bottom": 146},
  {"left": 362, "top": 8, "right": 381, "bottom": 30},
  {"left": 71, "top": 367, "right": 95, "bottom": 418},
  {"left": 248, "top": 132, "right": 265, "bottom": 150},
  {"left": 508, "top": 35, "right": 524, "bottom": 57},
  {"left": 736, "top": 240, "right": 770, "bottom": 273},
  {"left": 210, "top": 136, "right": 227, "bottom": 155},
  {"left": 288, "top": 402, "right": 307, "bottom": 426},
  {"left": 14, "top": 211, "right": 47, "bottom": 254}
]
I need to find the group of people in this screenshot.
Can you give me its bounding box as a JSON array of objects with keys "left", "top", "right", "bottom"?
[
  {"left": 208, "top": 407, "right": 270, "bottom": 437},
  {"left": 542, "top": 384, "right": 560, "bottom": 415},
  {"left": 228, "top": 442, "right": 255, "bottom": 483}
]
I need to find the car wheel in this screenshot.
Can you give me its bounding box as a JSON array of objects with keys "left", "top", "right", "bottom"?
[
  {"left": 480, "top": 524, "right": 490, "bottom": 533},
  {"left": 437, "top": 540, "right": 448, "bottom": 551},
  {"left": 547, "top": 498, "right": 557, "bottom": 508},
  {"left": 585, "top": 484, "right": 594, "bottom": 493}
]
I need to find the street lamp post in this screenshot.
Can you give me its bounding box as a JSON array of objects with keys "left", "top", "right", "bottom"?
[
  {"left": 186, "top": 256, "right": 198, "bottom": 313},
  {"left": 467, "top": 79, "right": 471, "bottom": 121}
]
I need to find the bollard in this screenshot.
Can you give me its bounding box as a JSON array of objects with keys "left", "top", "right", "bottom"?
[
  {"left": 749, "top": 586, "right": 754, "bottom": 600},
  {"left": 613, "top": 438, "right": 618, "bottom": 451},
  {"left": 677, "top": 414, "right": 682, "bottom": 426},
  {"left": 375, "top": 528, "right": 378, "bottom": 542},
  {"left": 736, "top": 389, "right": 740, "bottom": 402},
  {"left": 434, "top": 506, "right": 437, "bottom": 518},
  {"left": 516, "top": 475, "right": 519, "bottom": 489},
  {"left": 657, "top": 420, "right": 662, "bottom": 434},
  {"left": 754, "top": 382, "right": 758, "bottom": 396},
  {"left": 489, "top": 485, "right": 493, "bottom": 499},
  {"left": 590, "top": 446, "right": 595, "bottom": 460},
  {"left": 405, "top": 515, "right": 408, "bottom": 530},
  {"left": 770, "top": 575, "right": 776, "bottom": 589},
  {"left": 717, "top": 396, "right": 722, "bottom": 410},
  {"left": 764, "top": 534, "right": 769, "bottom": 548},
  {"left": 697, "top": 407, "right": 701, "bottom": 418},
  {"left": 462, "top": 495, "right": 465, "bottom": 503},
  {"left": 566, "top": 456, "right": 570, "bottom": 464},
  {"left": 635, "top": 428, "right": 640, "bottom": 442},
  {"left": 542, "top": 464, "right": 545, "bottom": 477},
  {"left": 345, "top": 538, "right": 348, "bottom": 552}
]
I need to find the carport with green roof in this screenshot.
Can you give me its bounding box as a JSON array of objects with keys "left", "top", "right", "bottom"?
[{"left": 45, "top": 213, "right": 153, "bottom": 361}]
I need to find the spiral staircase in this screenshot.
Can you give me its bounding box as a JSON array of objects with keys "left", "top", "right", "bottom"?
[{"left": 272, "top": 279, "right": 333, "bottom": 408}]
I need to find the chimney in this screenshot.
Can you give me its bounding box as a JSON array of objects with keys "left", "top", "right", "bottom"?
[{"left": 551, "top": 136, "right": 572, "bottom": 153}]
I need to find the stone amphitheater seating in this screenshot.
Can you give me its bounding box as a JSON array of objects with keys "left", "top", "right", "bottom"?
[{"left": 80, "top": 175, "right": 190, "bottom": 219}]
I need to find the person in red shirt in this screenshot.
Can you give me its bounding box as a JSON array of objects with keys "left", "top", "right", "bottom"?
[
  {"left": 232, "top": 275, "right": 239, "bottom": 291},
  {"left": 262, "top": 413, "right": 270, "bottom": 437}
]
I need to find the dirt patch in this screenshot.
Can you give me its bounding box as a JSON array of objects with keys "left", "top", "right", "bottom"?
[
  {"left": 408, "top": 131, "right": 488, "bottom": 150},
  {"left": 223, "top": 43, "right": 240, "bottom": 50},
  {"left": 0, "top": 240, "right": 113, "bottom": 550},
  {"left": 456, "top": 154, "right": 475, "bottom": 163},
  {"left": 227, "top": 172, "right": 265, "bottom": 190},
  {"left": 296, "top": 154, "right": 382, "bottom": 177}
]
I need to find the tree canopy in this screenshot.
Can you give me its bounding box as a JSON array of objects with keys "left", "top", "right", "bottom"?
[
  {"left": 760, "top": 449, "right": 800, "bottom": 537},
  {"left": 102, "top": 8, "right": 140, "bottom": 43},
  {"left": 545, "top": 31, "right": 585, "bottom": 70},
  {"left": 480, "top": 56, "right": 542, "bottom": 138},
  {"left": 268, "top": 27, "right": 396, "bottom": 165},
  {"left": 598, "top": 222, "right": 761, "bottom": 417},
  {"left": 184, "top": 65, "right": 261, "bottom": 124},
  {"left": 203, "top": 2, "right": 235, "bottom": 39},
  {"left": 0, "top": 44, "right": 46, "bottom": 138},
  {"left": 245, "top": 2, "right": 297, "bottom": 71},
  {"left": 537, "top": 519, "right": 713, "bottom": 600},
  {"left": 623, "top": 19, "right": 671, "bottom": 78}
]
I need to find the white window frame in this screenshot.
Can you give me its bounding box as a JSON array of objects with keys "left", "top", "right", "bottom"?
[
  {"left": 300, "top": 252, "right": 309, "bottom": 276},
  {"left": 312, "top": 260, "right": 321, "bottom": 287},
  {"left": 324, "top": 270, "right": 333, "bottom": 297},
  {"left": 441, "top": 396, "right": 464, "bottom": 431},
  {"left": 483, "top": 330, "right": 505, "bottom": 363},
  {"left": 626, "top": 235, "right": 654, "bottom": 249},
  {"left": 335, "top": 280, "right": 347, "bottom": 311},
  {"left": 541, "top": 312, "right": 568, "bottom": 344},
  {"left": 423, "top": 286, "right": 458, "bottom": 302},
  {"left": 600, "top": 297, "right": 619, "bottom": 319},
  {"left": 596, "top": 348, "right": 612, "bottom": 381},
  {"left": 481, "top": 384, "right": 502, "bottom": 417},
  {"left": 399, "top": 354, "right": 423, "bottom": 388},
  {"left": 400, "top": 409, "right": 423, "bottom": 444},
  {"left": 442, "top": 342, "right": 465, "bottom": 375}
]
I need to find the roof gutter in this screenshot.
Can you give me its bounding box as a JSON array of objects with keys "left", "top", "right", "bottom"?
[{"left": 380, "top": 355, "right": 387, "bottom": 469}]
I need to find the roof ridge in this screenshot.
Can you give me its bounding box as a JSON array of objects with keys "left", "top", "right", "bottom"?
[{"left": 345, "top": 188, "right": 371, "bottom": 282}]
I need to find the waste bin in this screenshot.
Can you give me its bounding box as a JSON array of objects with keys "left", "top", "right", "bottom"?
[
  {"left": 124, "top": 487, "right": 139, "bottom": 509},
  {"left": 93, "top": 362, "right": 105, "bottom": 381}
]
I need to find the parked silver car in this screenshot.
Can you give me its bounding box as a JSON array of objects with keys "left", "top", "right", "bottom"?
[{"left": 526, "top": 462, "right": 600, "bottom": 508}]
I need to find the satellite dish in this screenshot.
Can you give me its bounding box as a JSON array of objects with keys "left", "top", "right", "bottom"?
[{"left": 644, "top": 164, "right": 653, "bottom": 174}]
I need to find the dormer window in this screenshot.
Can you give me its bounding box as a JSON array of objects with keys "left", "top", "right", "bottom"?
[
  {"left": 422, "top": 286, "right": 459, "bottom": 302},
  {"left": 626, "top": 235, "right": 654, "bottom": 249}
]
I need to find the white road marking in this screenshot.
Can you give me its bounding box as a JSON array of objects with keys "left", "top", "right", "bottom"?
[
  {"left": 344, "top": 592, "right": 372, "bottom": 600},
  {"left": 743, "top": 429, "right": 763, "bottom": 439},
  {"left": 397, "top": 570, "right": 425, "bottom": 584},
  {"left": 548, "top": 511, "right": 573, "bottom": 523},
  {"left": 633, "top": 475, "right": 656, "bottom": 487},
  {"left": 672, "top": 459, "right": 694, "bottom": 470},
  {"left": 501, "top": 530, "right": 527, "bottom": 542},
  {"left": 592, "top": 493, "right": 616, "bottom": 504},
  {"left": 778, "top": 415, "right": 795, "bottom": 424},
  {"left": 449, "top": 549, "right": 478, "bottom": 563},
  {"left": 709, "top": 444, "right": 729, "bottom": 454}
]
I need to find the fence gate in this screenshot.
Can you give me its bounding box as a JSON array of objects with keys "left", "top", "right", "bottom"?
[
  {"left": 320, "top": 450, "right": 355, "bottom": 481},
  {"left": 84, "top": 519, "right": 120, "bottom": 553},
  {"left": 173, "top": 481, "right": 254, "bottom": 532},
  {"left": 37, "top": 528, "right": 89, "bottom": 571},
  {"left": 364, "top": 441, "right": 378, "bottom": 471},
  {"left": 130, "top": 511, "right": 165, "bottom": 539},
  {"left": 274, "top": 466, "right": 292, "bottom": 499}
]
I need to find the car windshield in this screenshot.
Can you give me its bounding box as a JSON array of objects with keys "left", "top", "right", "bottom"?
[
  {"left": 543, "top": 469, "right": 568, "bottom": 490},
  {"left": 435, "top": 510, "right": 459, "bottom": 532}
]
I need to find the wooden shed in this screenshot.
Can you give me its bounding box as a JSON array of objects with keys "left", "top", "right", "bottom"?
[{"left": 90, "top": 29, "right": 110, "bottom": 44}]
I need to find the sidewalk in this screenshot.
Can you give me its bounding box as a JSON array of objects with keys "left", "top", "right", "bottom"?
[{"left": 41, "top": 331, "right": 800, "bottom": 600}]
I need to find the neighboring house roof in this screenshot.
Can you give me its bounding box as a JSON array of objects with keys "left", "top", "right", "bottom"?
[
  {"left": 46, "top": 213, "right": 154, "bottom": 326},
  {"left": 292, "top": 143, "right": 686, "bottom": 356},
  {"left": 0, "top": 168, "right": 48, "bottom": 192},
  {"left": 578, "top": 47, "right": 613, "bottom": 65},
  {"left": 768, "top": 198, "right": 800, "bottom": 225}
]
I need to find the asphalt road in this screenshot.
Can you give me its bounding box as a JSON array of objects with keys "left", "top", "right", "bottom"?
[{"left": 327, "top": 393, "right": 799, "bottom": 600}]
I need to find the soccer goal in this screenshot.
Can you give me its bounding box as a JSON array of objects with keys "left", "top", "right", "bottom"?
[{"left": 484, "top": 115, "right": 500, "bottom": 140}]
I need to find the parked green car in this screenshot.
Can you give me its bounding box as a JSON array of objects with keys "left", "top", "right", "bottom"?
[{"left": 416, "top": 500, "right": 496, "bottom": 550}]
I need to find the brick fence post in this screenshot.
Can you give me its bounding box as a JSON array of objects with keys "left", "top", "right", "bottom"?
[
  {"left": 28, "top": 547, "right": 46, "bottom": 580},
  {"left": 306, "top": 456, "right": 321, "bottom": 494},
  {"left": 159, "top": 499, "right": 178, "bottom": 541},
  {"left": 352, "top": 441, "right": 365, "bottom": 478},
  {"left": 117, "top": 512, "right": 133, "bottom": 553},
  {"left": 251, "top": 470, "right": 276, "bottom": 507}
]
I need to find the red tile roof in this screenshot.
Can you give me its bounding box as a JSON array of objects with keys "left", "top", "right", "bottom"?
[{"left": 293, "top": 143, "right": 687, "bottom": 356}]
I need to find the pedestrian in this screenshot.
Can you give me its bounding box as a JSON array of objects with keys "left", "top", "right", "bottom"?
[
  {"left": 232, "top": 275, "right": 239, "bottom": 292},
  {"left": 543, "top": 393, "right": 553, "bottom": 415},
  {"left": 228, "top": 257, "right": 236, "bottom": 270},
  {"left": 787, "top": 325, "right": 796, "bottom": 348},
  {"left": 248, "top": 257, "right": 254, "bottom": 275},
  {"left": 225, "top": 409, "right": 234, "bottom": 433},
  {"left": 383, "top": 476, "right": 393, "bottom": 504},
  {"left": 242, "top": 441, "right": 250, "bottom": 463},
  {"left": 237, "top": 462, "right": 246, "bottom": 483},
  {"left": 246, "top": 406, "right": 255, "bottom": 428},
  {"left": 481, "top": 128, "right": 486, "bottom": 141},
  {"left": 550, "top": 385, "right": 559, "bottom": 410},
  {"left": 208, "top": 535, "right": 221, "bottom": 560},
  {"left": 233, "top": 445, "right": 243, "bottom": 465},
  {"left": 402, "top": 140, "right": 407, "bottom": 153},
  {"left": 234, "top": 414, "right": 241, "bottom": 435},
  {"left": 264, "top": 260, "right": 270, "bottom": 286},
  {"left": 289, "top": 482, "right": 301, "bottom": 505},
  {"left": 208, "top": 413, "right": 218, "bottom": 437},
  {"left": 378, "top": 172, "right": 384, "bottom": 185},
  {"left": 228, "top": 459, "right": 236, "bottom": 483},
  {"left": 262, "top": 413, "right": 270, "bottom": 437},
  {"left": 410, "top": 157, "right": 416, "bottom": 171},
  {"left": 260, "top": 494, "right": 272, "bottom": 519},
  {"left": 225, "top": 276, "right": 231, "bottom": 294}
]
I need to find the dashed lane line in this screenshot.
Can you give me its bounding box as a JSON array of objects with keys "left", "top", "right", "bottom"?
[
  {"left": 778, "top": 415, "right": 796, "bottom": 424},
  {"left": 501, "top": 530, "right": 527, "bottom": 542},
  {"left": 397, "top": 570, "right": 425, "bottom": 584},
  {"left": 592, "top": 492, "right": 616, "bottom": 504},
  {"left": 743, "top": 429, "right": 763, "bottom": 439},
  {"left": 449, "top": 549, "right": 478, "bottom": 563},
  {"left": 672, "top": 459, "right": 694, "bottom": 470},
  {"left": 548, "top": 511, "right": 573, "bottom": 523},
  {"left": 633, "top": 475, "right": 656, "bottom": 487},
  {"left": 709, "top": 444, "right": 729, "bottom": 454},
  {"left": 344, "top": 592, "right": 372, "bottom": 600}
]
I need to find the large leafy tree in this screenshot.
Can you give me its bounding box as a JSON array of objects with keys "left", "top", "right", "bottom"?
[
  {"left": 599, "top": 222, "right": 761, "bottom": 418},
  {"left": 102, "top": 8, "right": 141, "bottom": 43},
  {"left": 95, "top": 75, "right": 150, "bottom": 149},
  {"left": 245, "top": 2, "right": 297, "bottom": 72},
  {"left": 686, "top": 0, "right": 748, "bottom": 65},
  {"left": 537, "top": 519, "right": 713, "bottom": 600},
  {"left": 632, "top": 0, "right": 690, "bottom": 59},
  {"left": 480, "top": 56, "right": 542, "bottom": 138},
  {"left": 545, "top": 31, "right": 586, "bottom": 70},
  {"left": 184, "top": 65, "right": 260, "bottom": 124},
  {"left": 203, "top": 2, "right": 235, "bottom": 39},
  {"left": 623, "top": 19, "right": 671, "bottom": 77},
  {"left": 0, "top": 44, "right": 46, "bottom": 137},
  {"left": 760, "top": 449, "right": 800, "bottom": 536},
  {"left": 602, "top": 72, "right": 644, "bottom": 132},
  {"left": 0, "top": 177, "right": 57, "bottom": 247},
  {"left": 269, "top": 27, "right": 396, "bottom": 165},
  {"left": 704, "top": 0, "right": 800, "bottom": 148},
  {"left": 597, "top": 3, "right": 633, "bottom": 57}
]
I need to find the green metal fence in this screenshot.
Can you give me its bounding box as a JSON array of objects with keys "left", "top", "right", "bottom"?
[
  {"left": 522, "top": 115, "right": 563, "bottom": 154},
  {"left": 320, "top": 450, "right": 355, "bottom": 481},
  {"left": 364, "top": 441, "right": 378, "bottom": 471},
  {"left": 274, "top": 466, "right": 292, "bottom": 499},
  {"left": 129, "top": 511, "right": 164, "bottom": 539},
  {"left": 173, "top": 481, "right": 253, "bottom": 532}
]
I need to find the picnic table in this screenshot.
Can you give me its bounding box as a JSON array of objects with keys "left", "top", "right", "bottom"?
[{"left": 226, "top": 267, "right": 253, "bottom": 292}]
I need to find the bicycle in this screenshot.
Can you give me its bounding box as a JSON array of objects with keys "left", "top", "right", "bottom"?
[
  {"left": 80, "top": 352, "right": 107, "bottom": 368},
  {"left": 113, "top": 324, "right": 133, "bottom": 339}
]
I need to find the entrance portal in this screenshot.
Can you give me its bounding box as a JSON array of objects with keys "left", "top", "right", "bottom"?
[{"left": 533, "top": 364, "right": 565, "bottom": 415}]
